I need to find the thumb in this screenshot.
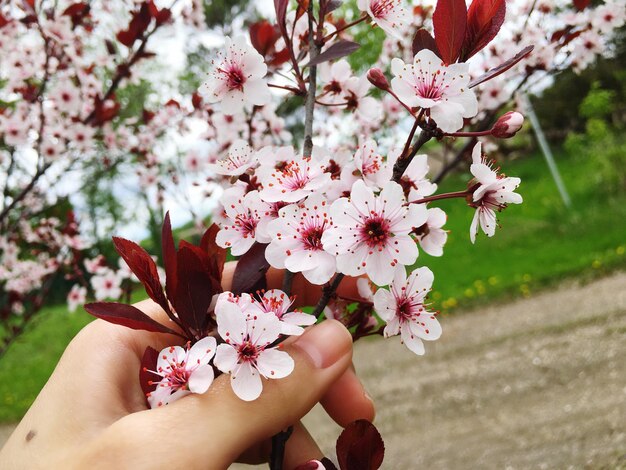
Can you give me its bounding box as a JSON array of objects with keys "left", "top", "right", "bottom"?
[{"left": 77, "top": 320, "right": 353, "bottom": 469}]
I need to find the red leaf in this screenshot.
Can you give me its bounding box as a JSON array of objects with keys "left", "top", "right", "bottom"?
[
  {"left": 171, "top": 246, "right": 215, "bottom": 334},
  {"left": 573, "top": 0, "right": 591, "bottom": 11},
  {"left": 0, "top": 13, "right": 10, "bottom": 29},
  {"left": 84, "top": 302, "right": 178, "bottom": 335},
  {"left": 231, "top": 243, "right": 270, "bottom": 295},
  {"left": 295, "top": 0, "right": 310, "bottom": 21},
  {"left": 412, "top": 29, "right": 441, "bottom": 58},
  {"left": 432, "top": 0, "right": 467, "bottom": 64},
  {"left": 460, "top": 0, "right": 506, "bottom": 61},
  {"left": 306, "top": 40, "right": 360, "bottom": 67},
  {"left": 148, "top": 0, "right": 172, "bottom": 25},
  {"left": 469, "top": 45, "right": 533, "bottom": 88},
  {"left": 162, "top": 212, "right": 178, "bottom": 302},
  {"left": 116, "top": 3, "right": 151, "bottom": 47},
  {"left": 336, "top": 420, "right": 385, "bottom": 470},
  {"left": 93, "top": 95, "right": 120, "bottom": 124},
  {"left": 274, "top": 0, "right": 289, "bottom": 38},
  {"left": 112, "top": 236, "right": 170, "bottom": 314},
  {"left": 250, "top": 21, "right": 280, "bottom": 56},
  {"left": 200, "top": 223, "right": 226, "bottom": 287},
  {"left": 139, "top": 346, "right": 160, "bottom": 397}
]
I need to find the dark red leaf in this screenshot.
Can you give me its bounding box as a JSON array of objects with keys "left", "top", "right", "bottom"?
[
  {"left": 469, "top": 45, "right": 533, "bottom": 88},
  {"left": 171, "top": 246, "right": 215, "bottom": 334},
  {"left": 295, "top": 0, "right": 310, "bottom": 22},
  {"left": 139, "top": 346, "right": 160, "bottom": 397},
  {"left": 412, "top": 29, "right": 441, "bottom": 58},
  {"left": 336, "top": 420, "right": 385, "bottom": 470},
  {"left": 62, "top": 2, "right": 90, "bottom": 27},
  {"left": 200, "top": 223, "right": 226, "bottom": 287},
  {"left": 0, "top": 13, "right": 10, "bottom": 29},
  {"left": 162, "top": 212, "right": 178, "bottom": 302},
  {"left": 306, "top": 40, "right": 360, "bottom": 67},
  {"left": 250, "top": 20, "right": 280, "bottom": 56},
  {"left": 573, "top": 0, "right": 591, "bottom": 11},
  {"left": 325, "top": 0, "right": 343, "bottom": 14},
  {"left": 320, "top": 458, "right": 339, "bottom": 470},
  {"left": 93, "top": 95, "right": 120, "bottom": 124},
  {"left": 148, "top": 0, "right": 172, "bottom": 25},
  {"left": 274, "top": 0, "right": 289, "bottom": 38},
  {"left": 432, "top": 0, "right": 467, "bottom": 64},
  {"left": 84, "top": 302, "right": 178, "bottom": 335},
  {"left": 112, "top": 236, "right": 170, "bottom": 313},
  {"left": 116, "top": 3, "right": 151, "bottom": 47},
  {"left": 231, "top": 243, "right": 270, "bottom": 295},
  {"left": 460, "top": 0, "right": 506, "bottom": 61}
]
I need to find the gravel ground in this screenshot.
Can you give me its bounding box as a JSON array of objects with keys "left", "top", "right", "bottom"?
[{"left": 2, "top": 273, "right": 625, "bottom": 469}]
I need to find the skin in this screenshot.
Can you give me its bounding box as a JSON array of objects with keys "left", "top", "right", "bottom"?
[{"left": 0, "top": 263, "right": 375, "bottom": 469}]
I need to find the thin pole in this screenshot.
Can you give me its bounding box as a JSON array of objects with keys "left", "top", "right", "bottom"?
[{"left": 522, "top": 94, "right": 572, "bottom": 208}]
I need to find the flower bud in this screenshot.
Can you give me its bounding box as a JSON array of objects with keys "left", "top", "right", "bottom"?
[
  {"left": 491, "top": 111, "right": 524, "bottom": 138},
  {"left": 367, "top": 68, "right": 390, "bottom": 91}
]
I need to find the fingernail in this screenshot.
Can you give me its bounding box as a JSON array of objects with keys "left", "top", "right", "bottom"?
[{"left": 294, "top": 320, "right": 351, "bottom": 368}]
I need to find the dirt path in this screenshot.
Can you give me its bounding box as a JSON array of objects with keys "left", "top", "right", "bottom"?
[
  {"left": 2, "top": 273, "right": 625, "bottom": 468},
  {"left": 301, "top": 272, "right": 626, "bottom": 469}
]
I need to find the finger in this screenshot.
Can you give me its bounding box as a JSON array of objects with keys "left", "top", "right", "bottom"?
[
  {"left": 76, "top": 320, "right": 352, "bottom": 469},
  {"left": 320, "top": 365, "right": 375, "bottom": 427}
]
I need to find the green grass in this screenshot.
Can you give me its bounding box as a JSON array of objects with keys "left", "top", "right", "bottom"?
[{"left": 1, "top": 146, "right": 625, "bottom": 423}]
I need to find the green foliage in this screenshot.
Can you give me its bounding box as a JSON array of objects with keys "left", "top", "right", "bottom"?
[
  {"left": 116, "top": 79, "right": 153, "bottom": 121},
  {"left": 579, "top": 82, "right": 616, "bottom": 119}
]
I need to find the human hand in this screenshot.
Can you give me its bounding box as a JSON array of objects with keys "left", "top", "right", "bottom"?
[{"left": 0, "top": 263, "right": 374, "bottom": 469}]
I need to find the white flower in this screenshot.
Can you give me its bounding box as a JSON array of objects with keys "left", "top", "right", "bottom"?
[
  {"left": 200, "top": 36, "right": 271, "bottom": 113},
  {"left": 414, "top": 207, "right": 447, "bottom": 257},
  {"left": 373, "top": 266, "right": 441, "bottom": 355},
  {"left": 216, "top": 189, "right": 271, "bottom": 256},
  {"left": 469, "top": 143, "right": 522, "bottom": 243},
  {"left": 401, "top": 153, "right": 437, "bottom": 202},
  {"left": 357, "top": 0, "right": 410, "bottom": 40},
  {"left": 351, "top": 139, "right": 393, "bottom": 190},
  {"left": 147, "top": 337, "right": 217, "bottom": 408},
  {"left": 390, "top": 49, "right": 478, "bottom": 133},
  {"left": 265, "top": 195, "right": 337, "bottom": 285},
  {"left": 208, "top": 139, "right": 257, "bottom": 176},
  {"left": 214, "top": 301, "right": 294, "bottom": 401},
  {"left": 248, "top": 289, "right": 316, "bottom": 335},
  {"left": 67, "top": 285, "right": 86, "bottom": 313},
  {"left": 322, "top": 180, "right": 427, "bottom": 286},
  {"left": 258, "top": 155, "right": 331, "bottom": 203},
  {"left": 343, "top": 76, "right": 382, "bottom": 122},
  {"left": 90, "top": 268, "right": 122, "bottom": 300}
]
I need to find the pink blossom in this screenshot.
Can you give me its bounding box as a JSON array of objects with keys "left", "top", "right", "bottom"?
[
  {"left": 67, "top": 284, "right": 87, "bottom": 313},
  {"left": 214, "top": 301, "right": 294, "bottom": 401},
  {"left": 343, "top": 76, "right": 382, "bottom": 122},
  {"left": 208, "top": 139, "right": 257, "bottom": 176},
  {"left": 248, "top": 289, "right": 316, "bottom": 335},
  {"left": 351, "top": 139, "right": 393, "bottom": 190},
  {"left": 357, "top": 0, "right": 410, "bottom": 40},
  {"left": 90, "top": 268, "right": 123, "bottom": 300},
  {"left": 216, "top": 189, "right": 271, "bottom": 255},
  {"left": 322, "top": 180, "right": 427, "bottom": 286},
  {"left": 258, "top": 155, "right": 331, "bottom": 203},
  {"left": 373, "top": 267, "right": 441, "bottom": 355},
  {"left": 265, "top": 195, "right": 337, "bottom": 285},
  {"left": 469, "top": 143, "right": 522, "bottom": 243},
  {"left": 319, "top": 59, "right": 354, "bottom": 104},
  {"left": 391, "top": 49, "right": 478, "bottom": 133},
  {"left": 200, "top": 36, "right": 271, "bottom": 113},
  {"left": 401, "top": 153, "right": 437, "bottom": 202},
  {"left": 413, "top": 207, "right": 447, "bottom": 257},
  {"left": 147, "top": 337, "right": 217, "bottom": 408}
]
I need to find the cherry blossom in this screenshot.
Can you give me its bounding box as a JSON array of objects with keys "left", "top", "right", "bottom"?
[
  {"left": 214, "top": 301, "right": 294, "bottom": 401},
  {"left": 90, "top": 268, "right": 123, "bottom": 300},
  {"left": 373, "top": 266, "right": 441, "bottom": 355},
  {"left": 216, "top": 189, "right": 271, "bottom": 255},
  {"left": 413, "top": 207, "right": 447, "bottom": 257},
  {"left": 357, "top": 0, "right": 410, "bottom": 40},
  {"left": 248, "top": 289, "right": 316, "bottom": 335},
  {"left": 390, "top": 49, "right": 478, "bottom": 133},
  {"left": 350, "top": 139, "right": 393, "bottom": 190},
  {"left": 208, "top": 139, "right": 257, "bottom": 176},
  {"left": 200, "top": 36, "right": 271, "bottom": 113},
  {"left": 146, "top": 337, "right": 217, "bottom": 408},
  {"left": 257, "top": 154, "right": 331, "bottom": 203},
  {"left": 322, "top": 180, "right": 427, "bottom": 286},
  {"left": 400, "top": 153, "right": 437, "bottom": 202},
  {"left": 469, "top": 143, "right": 522, "bottom": 243},
  {"left": 265, "top": 195, "right": 337, "bottom": 285},
  {"left": 67, "top": 285, "right": 87, "bottom": 313}
]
